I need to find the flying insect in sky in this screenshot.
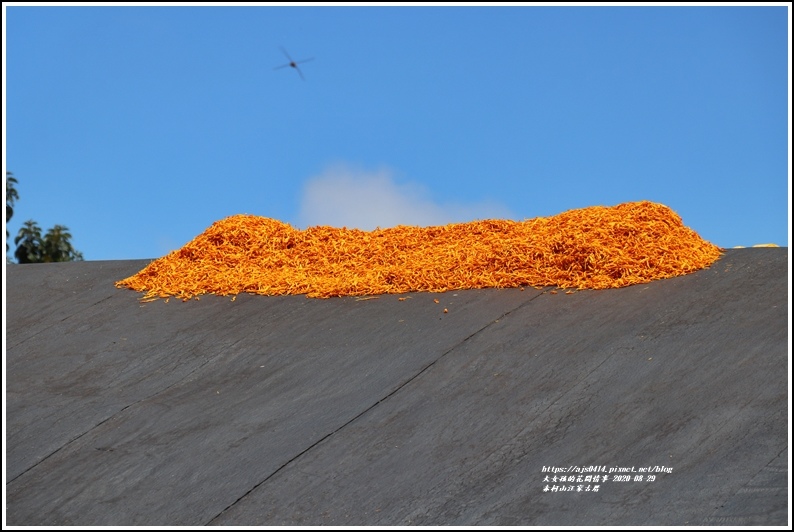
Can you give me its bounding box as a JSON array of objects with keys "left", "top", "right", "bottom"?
[{"left": 274, "top": 46, "right": 314, "bottom": 81}]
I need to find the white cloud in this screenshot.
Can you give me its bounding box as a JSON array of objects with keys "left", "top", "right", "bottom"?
[{"left": 298, "top": 164, "right": 514, "bottom": 230}]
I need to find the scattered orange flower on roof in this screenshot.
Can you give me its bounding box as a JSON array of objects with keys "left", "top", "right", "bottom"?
[{"left": 115, "top": 200, "right": 723, "bottom": 300}]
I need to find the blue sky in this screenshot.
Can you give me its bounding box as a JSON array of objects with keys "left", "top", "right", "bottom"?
[{"left": 3, "top": 4, "right": 791, "bottom": 261}]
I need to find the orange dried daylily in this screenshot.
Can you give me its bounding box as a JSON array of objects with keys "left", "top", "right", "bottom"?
[{"left": 115, "top": 201, "right": 723, "bottom": 300}]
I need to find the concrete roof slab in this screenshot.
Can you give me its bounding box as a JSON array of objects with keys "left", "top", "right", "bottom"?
[{"left": 4, "top": 249, "right": 789, "bottom": 526}]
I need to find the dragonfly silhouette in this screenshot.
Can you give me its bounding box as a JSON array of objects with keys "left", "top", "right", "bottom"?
[{"left": 273, "top": 47, "right": 314, "bottom": 81}]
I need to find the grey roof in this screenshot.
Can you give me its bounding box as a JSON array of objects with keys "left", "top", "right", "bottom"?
[{"left": 4, "top": 248, "right": 789, "bottom": 526}]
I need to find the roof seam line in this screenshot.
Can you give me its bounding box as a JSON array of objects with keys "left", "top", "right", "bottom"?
[
  {"left": 7, "top": 295, "right": 116, "bottom": 351},
  {"left": 6, "top": 349, "right": 222, "bottom": 486},
  {"left": 205, "top": 289, "right": 548, "bottom": 524}
]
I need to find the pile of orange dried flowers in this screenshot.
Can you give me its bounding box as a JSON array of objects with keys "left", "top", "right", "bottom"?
[{"left": 115, "top": 201, "right": 723, "bottom": 300}]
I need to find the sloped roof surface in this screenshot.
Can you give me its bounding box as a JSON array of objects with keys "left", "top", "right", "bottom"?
[{"left": 4, "top": 249, "right": 789, "bottom": 526}]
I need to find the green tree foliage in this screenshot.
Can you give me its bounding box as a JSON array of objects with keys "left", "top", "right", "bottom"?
[
  {"left": 14, "top": 220, "right": 84, "bottom": 263},
  {"left": 6, "top": 171, "right": 19, "bottom": 252},
  {"left": 43, "top": 224, "right": 84, "bottom": 262},
  {"left": 7, "top": 172, "right": 84, "bottom": 263},
  {"left": 14, "top": 220, "right": 43, "bottom": 263}
]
